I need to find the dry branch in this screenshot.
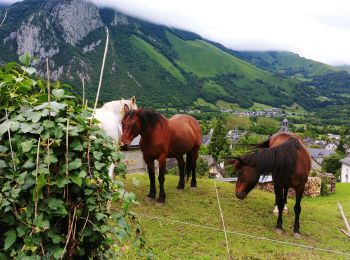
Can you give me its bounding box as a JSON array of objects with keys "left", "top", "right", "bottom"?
[
  {"left": 214, "top": 182, "right": 232, "bottom": 259},
  {"left": 90, "top": 27, "right": 109, "bottom": 126},
  {"left": 338, "top": 202, "right": 350, "bottom": 237}
]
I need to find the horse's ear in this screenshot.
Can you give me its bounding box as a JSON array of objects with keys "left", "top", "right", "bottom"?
[
  {"left": 138, "top": 105, "right": 144, "bottom": 113},
  {"left": 131, "top": 96, "right": 136, "bottom": 105},
  {"left": 225, "top": 157, "right": 243, "bottom": 167},
  {"left": 124, "top": 103, "right": 130, "bottom": 113}
]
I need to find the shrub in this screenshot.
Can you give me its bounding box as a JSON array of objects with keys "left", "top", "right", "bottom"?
[
  {"left": 320, "top": 179, "right": 330, "bottom": 196},
  {"left": 0, "top": 57, "right": 150, "bottom": 258}
]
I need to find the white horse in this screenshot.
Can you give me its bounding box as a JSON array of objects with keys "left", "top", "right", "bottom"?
[{"left": 94, "top": 97, "right": 138, "bottom": 178}]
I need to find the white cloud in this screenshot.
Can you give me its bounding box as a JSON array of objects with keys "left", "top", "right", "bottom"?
[{"left": 4, "top": 0, "right": 350, "bottom": 65}]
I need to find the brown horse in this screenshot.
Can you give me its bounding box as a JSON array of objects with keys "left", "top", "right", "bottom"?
[
  {"left": 120, "top": 106, "right": 202, "bottom": 204},
  {"left": 229, "top": 132, "right": 311, "bottom": 238}
]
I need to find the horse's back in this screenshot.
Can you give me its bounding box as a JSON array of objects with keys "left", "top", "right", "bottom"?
[
  {"left": 94, "top": 108, "right": 120, "bottom": 141},
  {"left": 169, "top": 114, "right": 202, "bottom": 145},
  {"left": 164, "top": 115, "right": 201, "bottom": 156}
]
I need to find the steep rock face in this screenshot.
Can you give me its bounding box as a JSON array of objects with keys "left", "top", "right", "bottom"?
[
  {"left": 110, "top": 12, "right": 129, "bottom": 26},
  {"left": 51, "top": 0, "right": 103, "bottom": 46},
  {"left": 16, "top": 13, "right": 59, "bottom": 60}
]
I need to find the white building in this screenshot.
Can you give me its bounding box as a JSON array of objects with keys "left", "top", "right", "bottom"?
[
  {"left": 325, "top": 143, "right": 337, "bottom": 151},
  {"left": 340, "top": 157, "right": 350, "bottom": 183}
]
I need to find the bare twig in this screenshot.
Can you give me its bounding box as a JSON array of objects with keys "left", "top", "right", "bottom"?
[
  {"left": 61, "top": 207, "right": 77, "bottom": 260},
  {"left": 5, "top": 109, "right": 16, "bottom": 171},
  {"left": 338, "top": 202, "right": 350, "bottom": 237},
  {"left": 34, "top": 138, "right": 41, "bottom": 219},
  {"left": 0, "top": 11, "right": 7, "bottom": 28},
  {"left": 214, "top": 182, "right": 232, "bottom": 259},
  {"left": 90, "top": 27, "right": 109, "bottom": 126},
  {"left": 46, "top": 58, "right": 51, "bottom": 118},
  {"left": 82, "top": 77, "right": 85, "bottom": 107},
  {"left": 64, "top": 119, "right": 69, "bottom": 200}
]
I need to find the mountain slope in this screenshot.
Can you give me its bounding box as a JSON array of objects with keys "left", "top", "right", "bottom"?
[{"left": 0, "top": 0, "right": 349, "bottom": 120}]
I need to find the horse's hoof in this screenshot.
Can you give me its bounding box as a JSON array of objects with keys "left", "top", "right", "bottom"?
[
  {"left": 145, "top": 196, "right": 155, "bottom": 202},
  {"left": 155, "top": 201, "right": 165, "bottom": 206},
  {"left": 176, "top": 189, "right": 184, "bottom": 193},
  {"left": 294, "top": 233, "right": 301, "bottom": 239},
  {"left": 275, "top": 228, "right": 283, "bottom": 235},
  {"left": 190, "top": 187, "right": 196, "bottom": 191}
]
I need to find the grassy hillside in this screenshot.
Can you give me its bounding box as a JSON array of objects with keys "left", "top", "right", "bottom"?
[
  {"left": 123, "top": 174, "right": 350, "bottom": 259},
  {"left": 130, "top": 35, "right": 186, "bottom": 83},
  {"left": 232, "top": 51, "right": 338, "bottom": 79}
]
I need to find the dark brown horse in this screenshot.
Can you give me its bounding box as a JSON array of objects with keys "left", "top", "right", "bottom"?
[
  {"left": 120, "top": 106, "right": 202, "bottom": 204},
  {"left": 229, "top": 132, "right": 311, "bottom": 238}
]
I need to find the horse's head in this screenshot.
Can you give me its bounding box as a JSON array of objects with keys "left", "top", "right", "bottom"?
[
  {"left": 120, "top": 105, "right": 142, "bottom": 147},
  {"left": 230, "top": 158, "right": 260, "bottom": 200},
  {"left": 122, "top": 96, "right": 138, "bottom": 112}
]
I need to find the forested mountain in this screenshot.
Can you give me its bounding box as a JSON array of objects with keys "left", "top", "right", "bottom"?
[{"left": 0, "top": 0, "right": 349, "bottom": 119}]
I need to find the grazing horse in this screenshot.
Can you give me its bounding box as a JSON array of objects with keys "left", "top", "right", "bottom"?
[
  {"left": 94, "top": 97, "right": 138, "bottom": 178},
  {"left": 121, "top": 106, "right": 202, "bottom": 204},
  {"left": 230, "top": 132, "right": 311, "bottom": 238}
]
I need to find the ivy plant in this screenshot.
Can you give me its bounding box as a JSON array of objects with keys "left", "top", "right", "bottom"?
[{"left": 0, "top": 54, "right": 151, "bottom": 259}]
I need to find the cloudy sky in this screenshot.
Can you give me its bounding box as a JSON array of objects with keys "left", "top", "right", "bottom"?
[{"left": 2, "top": 0, "right": 350, "bottom": 65}]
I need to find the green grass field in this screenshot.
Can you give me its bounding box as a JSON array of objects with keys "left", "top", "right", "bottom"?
[
  {"left": 130, "top": 35, "right": 186, "bottom": 83},
  {"left": 123, "top": 174, "right": 350, "bottom": 259}
]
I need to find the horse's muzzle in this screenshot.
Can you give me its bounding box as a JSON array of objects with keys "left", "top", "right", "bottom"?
[
  {"left": 236, "top": 191, "right": 247, "bottom": 200},
  {"left": 120, "top": 144, "right": 128, "bottom": 151}
]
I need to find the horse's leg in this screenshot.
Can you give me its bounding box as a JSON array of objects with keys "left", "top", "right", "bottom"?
[
  {"left": 274, "top": 185, "right": 284, "bottom": 233},
  {"left": 293, "top": 184, "right": 305, "bottom": 239},
  {"left": 283, "top": 187, "right": 289, "bottom": 214},
  {"left": 176, "top": 156, "right": 185, "bottom": 191},
  {"left": 273, "top": 194, "right": 278, "bottom": 215},
  {"left": 190, "top": 148, "right": 199, "bottom": 188},
  {"left": 144, "top": 157, "right": 156, "bottom": 200},
  {"left": 157, "top": 155, "right": 167, "bottom": 204},
  {"left": 185, "top": 152, "right": 192, "bottom": 183}
]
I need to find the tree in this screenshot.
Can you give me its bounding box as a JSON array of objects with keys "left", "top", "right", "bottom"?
[
  {"left": 322, "top": 153, "right": 343, "bottom": 176},
  {"left": 208, "top": 118, "right": 230, "bottom": 161},
  {"left": 336, "top": 138, "right": 346, "bottom": 155}
]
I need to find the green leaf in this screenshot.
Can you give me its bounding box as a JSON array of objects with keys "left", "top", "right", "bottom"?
[
  {"left": 44, "top": 153, "right": 58, "bottom": 164},
  {"left": 21, "top": 66, "right": 36, "bottom": 75},
  {"left": 52, "top": 247, "right": 65, "bottom": 259},
  {"left": 52, "top": 89, "right": 64, "bottom": 99},
  {"left": 43, "top": 120, "right": 55, "bottom": 128},
  {"left": 68, "top": 158, "right": 82, "bottom": 171},
  {"left": 19, "top": 52, "right": 31, "bottom": 66},
  {"left": 93, "top": 151, "right": 103, "bottom": 160},
  {"left": 94, "top": 161, "right": 105, "bottom": 171},
  {"left": 96, "top": 213, "right": 107, "bottom": 221},
  {"left": 70, "top": 139, "right": 83, "bottom": 151},
  {"left": 23, "top": 159, "right": 35, "bottom": 169},
  {"left": 16, "top": 226, "right": 26, "bottom": 237},
  {"left": 4, "top": 229, "right": 16, "bottom": 250},
  {"left": 26, "top": 111, "right": 42, "bottom": 123},
  {"left": 21, "top": 140, "right": 33, "bottom": 153},
  {"left": 0, "top": 160, "right": 7, "bottom": 169},
  {"left": 70, "top": 174, "right": 83, "bottom": 187},
  {"left": 47, "top": 198, "right": 67, "bottom": 215}
]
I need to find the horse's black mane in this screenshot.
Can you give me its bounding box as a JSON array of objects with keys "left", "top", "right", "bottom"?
[
  {"left": 125, "top": 109, "right": 166, "bottom": 130},
  {"left": 240, "top": 136, "right": 303, "bottom": 184}
]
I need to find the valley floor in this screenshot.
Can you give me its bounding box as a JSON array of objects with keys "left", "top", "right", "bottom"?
[{"left": 122, "top": 174, "right": 350, "bottom": 259}]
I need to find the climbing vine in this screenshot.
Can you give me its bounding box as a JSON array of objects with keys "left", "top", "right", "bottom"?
[{"left": 0, "top": 54, "right": 151, "bottom": 259}]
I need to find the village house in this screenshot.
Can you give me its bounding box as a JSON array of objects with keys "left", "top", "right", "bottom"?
[
  {"left": 325, "top": 142, "right": 338, "bottom": 151},
  {"left": 308, "top": 148, "right": 335, "bottom": 165},
  {"left": 340, "top": 157, "right": 350, "bottom": 183}
]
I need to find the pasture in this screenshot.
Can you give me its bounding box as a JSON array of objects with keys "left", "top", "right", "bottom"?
[{"left": 123, "top": 174, "right": 350, "bottom": 259}]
